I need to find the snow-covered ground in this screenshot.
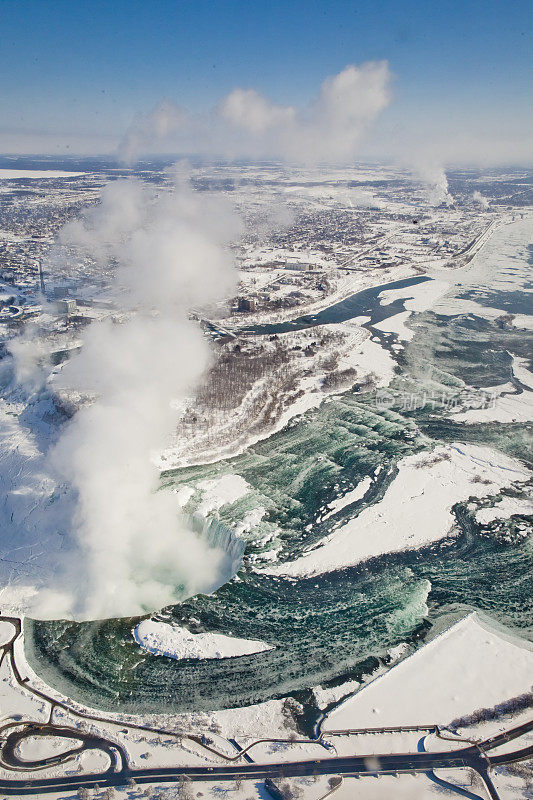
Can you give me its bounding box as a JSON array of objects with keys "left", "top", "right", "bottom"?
[
  {"left": 225, "top": 261, "right": 416, "bottom": 327},
  {"left": 133, "top": 618, "right": 273, "bottom": 660},
  {"left": 5, "top": 610, "right": 532, "bottom": 799},
  {"left": 0, "top": 169, "right": 86, "bottom": 179},
  {"left": 475, "top": 495, "right": 533, "bottom": 524},
  {"left": 511, "top": 353, "right": 533, "bottom": 390},
  {"left": 319, "top": 476, "right": 373, "bottom": 522},
  {"left": 159, "top": 321, "right": 392, "bottom": 469},
  {"left": 321, "top": 612, "right": 533, "bottom": 799},
  {"left": 510, "top": 313, "right": 533, "bottom": 331},
  {"left": 374, "top": 278, "right": 450, "bottom": 341},
  {"left": 266, "top": 443, "right": 531, "bottom": 578},
  {"left": 432, "top": 213, "right": 532, "bottom": 320},
  {"left": 330, "top": 320, "right": 397, "bottom": 385},
  {"left": 323, "top": 612, "right": 533, "bottom": 729},
  {"left": 450, "top": 384, "right": 533, "bottom": 423},
  {"left": 194, "top": 474, "right": 250, "bottom": 515}
]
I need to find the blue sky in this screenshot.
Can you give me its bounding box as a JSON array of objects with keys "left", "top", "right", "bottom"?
[{"left": 1, "top": 0, "right": 531, "bottom": 161}]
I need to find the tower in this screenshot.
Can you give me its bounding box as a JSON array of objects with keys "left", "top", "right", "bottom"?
[{"left": 37, "top": 260, "right": 45, "bottom": 294}]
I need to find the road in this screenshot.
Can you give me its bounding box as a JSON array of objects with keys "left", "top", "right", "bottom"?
[
  {"left": 1, "top": 724, "right": 126, "bottom": 773},
  {"left": 0, "top": 734, "right": 532, "bottom": 796}
]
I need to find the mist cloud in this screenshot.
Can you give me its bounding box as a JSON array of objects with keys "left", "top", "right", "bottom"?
[
  {"left": 53, "top": 173, "right": 240, "bottom": 619},
  {"left": 3, "top": 172, "right": 242, "bottom": 621}
]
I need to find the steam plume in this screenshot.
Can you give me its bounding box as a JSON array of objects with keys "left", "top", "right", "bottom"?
[
  {"left": 413, "top": 161, "right": 454, "bottom": 206},
  {"left": 53, "top": 173, "right": 240, "bottom": 619},
  {"left": 472, "top": 190, "right": 489, "bottom": 208},
  {"left": 3, "top": 172, "right": 241, "bottom": 621}
]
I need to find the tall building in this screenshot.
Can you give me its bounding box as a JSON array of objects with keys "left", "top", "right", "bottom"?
[{"left": 37, "top": 261, "right": 46, "bottom": 294}]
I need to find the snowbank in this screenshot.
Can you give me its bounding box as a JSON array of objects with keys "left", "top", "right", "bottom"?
[
  {"left": 451, "top": 387, "right": 533, "bottom": 423},
  {"left": 195, "top": 474, "right": 250, "bottom": 514},
  {"left": 133, "top": 618, "right": 273, "bottom": 661},
  {"left": 323, "top": 612, "right": 533, "bottom": 729},
  {"left": 510, "top": 314, "right": 533, "bottom": 331},
  {"left": 266, "top": 444, "right": 530, "bottom": 578},
  {"left": 373, "top": 310, "right": 415, "bottom": 341},
  {"left": 328, "top": 320, "right": 396, "bottom": 387},
  {"left": 378, "top": 279, "right": 450, "bottom": 312}
]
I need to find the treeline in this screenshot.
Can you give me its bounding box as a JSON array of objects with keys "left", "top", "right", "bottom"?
[{"left": 449, "top": 691, "right": 533, "bottom": 730}]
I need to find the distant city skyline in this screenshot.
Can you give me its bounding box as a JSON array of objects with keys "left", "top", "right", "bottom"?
[{"left": 1, "top": 0, "right": 531, "bottom": 164}]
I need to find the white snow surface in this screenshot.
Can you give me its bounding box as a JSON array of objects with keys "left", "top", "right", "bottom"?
[
  {"left": 320, "top": 476, "right": 372, "bottom": 521},
  {"left": 266, "top": 443, "right": 530, "bottom": 578},
  {"left": 133, "top": 618, "right": 273, "bottom": 661},
  {"left": 195, "top": 473, "right": 250, "bottom": 514},
  {"left": 451, "top": 386, "right": 533, "bottom": 423},
  {"left": 373, "top": 309, "right": 416, "bottom": 341},
  {"left": 510, "top": 314, "right": 533, "bottom": 331},
  {"left": 378, "top": 279, "right": 450, "bottom": 311},
  {"left": 511, "top": 354, "right": 533, "bottom": 390},
  {"left": 374, "top": 278, "right": 450, "bottom": 341},
  {"left": 0, "top": 169, "right": 85, "bottom": 179},
  {"left": 475, "top": 496, "right": 533, "bottom": 524},
  {"left": 330, "top": 320, "right": 396, "bottom": 386},
  {"left": 323, "top": 612, "right": 533, "bottom": 729}
]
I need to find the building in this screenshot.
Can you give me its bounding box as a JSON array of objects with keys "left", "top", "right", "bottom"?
[
  {"left": 55, "top": 299, "right": 77, "bottom": 316},
  {"left": 237, "top": 296, "right": 256, "bottom": 312},
  {"left": 284, "top": 262, "right": 313, "bottom": 271},
  {"left": 37, "top": 260, "right": 46, "bottom": 293}
]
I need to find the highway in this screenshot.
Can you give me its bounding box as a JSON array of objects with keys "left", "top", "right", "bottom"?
[
  {"left": 0, "top": 733, "right": 531, "bottom": 797},
  {"left": 2, "top": 715, "right": 531, "bottom": 797}
]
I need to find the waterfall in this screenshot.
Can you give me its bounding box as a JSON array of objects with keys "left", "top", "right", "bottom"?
[{"left": 188, "top": 511, "right": 245, "bottom": 572}]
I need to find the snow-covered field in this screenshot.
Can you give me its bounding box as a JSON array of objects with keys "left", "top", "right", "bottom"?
[
  {"left": 0, "top": 169, "right": 86, "bottom": 179},
  {"left": 323, "top": 612, "right": 533, "bottom": 729},
  {"left": 266, "top": 443, "right": 531, "bottom": 578}
]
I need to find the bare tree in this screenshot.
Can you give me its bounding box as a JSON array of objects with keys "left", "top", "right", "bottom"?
[{"left": 177, "top": 776, "right": 195, "bottom": 800}]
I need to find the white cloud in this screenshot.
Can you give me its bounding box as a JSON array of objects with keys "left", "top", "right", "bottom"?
[{"left": 119, "top": 61, "right": 393, "bottom": 164}]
